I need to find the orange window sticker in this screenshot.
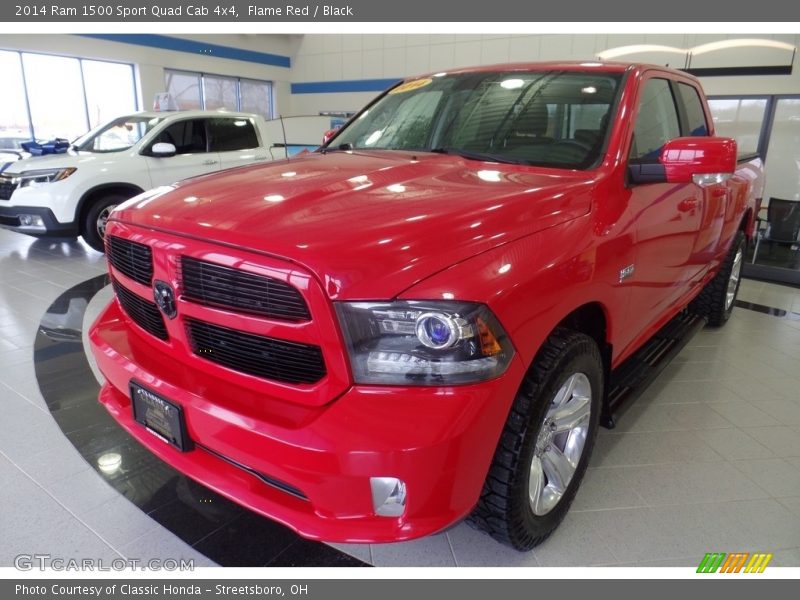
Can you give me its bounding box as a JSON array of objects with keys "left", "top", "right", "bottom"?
[{"left": 389, "top": 78, "right": 433, "bottom": 94}]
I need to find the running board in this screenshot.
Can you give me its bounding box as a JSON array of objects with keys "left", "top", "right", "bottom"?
[{"left": 601, "top": 311, "right": 707, "bottom": 429}]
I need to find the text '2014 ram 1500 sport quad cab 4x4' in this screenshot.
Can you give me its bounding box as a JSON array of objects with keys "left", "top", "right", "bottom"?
[{"left": 89, "top": 62, "right": 764, "bottom": 550}]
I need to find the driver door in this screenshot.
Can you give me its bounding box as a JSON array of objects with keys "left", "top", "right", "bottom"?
[{"left": 624, "top": 76, "right": 703, "bottom": 340}]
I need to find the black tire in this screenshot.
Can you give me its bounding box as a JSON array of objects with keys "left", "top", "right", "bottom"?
[
  {"left": 690, "top": 231, "right": 745, "bottom": 327},
  {"left": 81, "top": 193, "right": 127, "bottom": 253},
  {"left": 469, "top": 328, "right": 603, "bottom": 550}
]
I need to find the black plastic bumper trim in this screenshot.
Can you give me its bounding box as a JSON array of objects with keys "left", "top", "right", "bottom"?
[{"left": 0, "top": 205, "right": 79, "bottom": 237}]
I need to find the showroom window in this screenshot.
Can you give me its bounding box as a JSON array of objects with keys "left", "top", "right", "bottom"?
[
  {"left": 165, "top": 69, "right": 273, "bottom": 118},
  {"left": 709, "top": 94, "right": 800, "bottom": 286},
  {"left": 0, "top": 49, "right": 136, "bottom": 145},
  {"left": 708, "top": 97, "right": 769, "bottom": 157}
]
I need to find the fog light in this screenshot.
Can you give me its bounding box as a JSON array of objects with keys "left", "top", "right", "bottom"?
[
  {"left": 370, "top": 477, "right": 407, "bottom": 517},
  {"left": 19, "top": 214, "right": 45, "bottom": 228}
]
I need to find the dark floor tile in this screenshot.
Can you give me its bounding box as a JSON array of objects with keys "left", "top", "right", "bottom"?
[
  {"left": 265, "top": 538, "right": 369, "bottom": 567},
  {"left": 147, "top": 492, "right": 244, "bottom": 546},
  {"left": 192, "top": 511, "right": 300, "bottom": 567}
]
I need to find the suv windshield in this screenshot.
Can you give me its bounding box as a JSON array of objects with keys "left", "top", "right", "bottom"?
[
  {"left": 331, "top": 70, "right": 623, "bottom": 169},
  {"left": 74, "top": 116, "right": 164, "bottom": 153}
]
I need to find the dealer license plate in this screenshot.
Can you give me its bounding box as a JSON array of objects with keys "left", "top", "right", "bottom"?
[{"left": 130, "top": 382, "right": 193, "bottom": 451}]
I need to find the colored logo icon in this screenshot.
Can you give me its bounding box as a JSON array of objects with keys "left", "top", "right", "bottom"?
[{"left": 697, "top": 552, "right": 772, "bottom": 573}]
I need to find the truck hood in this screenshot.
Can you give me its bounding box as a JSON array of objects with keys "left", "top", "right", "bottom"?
[{"left": 112, "top": 151, "right": 596, "bottom": 299}]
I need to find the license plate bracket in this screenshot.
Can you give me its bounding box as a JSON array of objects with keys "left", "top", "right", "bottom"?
[{"left": 130, "top": 381, "right": 193, "bottom": 451}]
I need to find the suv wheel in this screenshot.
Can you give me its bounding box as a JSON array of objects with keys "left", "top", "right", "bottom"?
[{"left": 81, "top": 194, "right": 126, "bottom": 253}]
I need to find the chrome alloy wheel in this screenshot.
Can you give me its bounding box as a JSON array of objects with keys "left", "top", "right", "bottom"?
[
  {"left": 529, "top": 372, "right": 592, "bottom": 516},
  {"left": 725, "top": 246, "right": 743, "bottom": 311},
  {"left": 96, "top": 204, "right": 118, "bottom": 240}
]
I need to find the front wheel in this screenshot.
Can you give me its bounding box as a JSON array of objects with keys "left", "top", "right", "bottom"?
[
  {"left": 469, "top": 328, "right": 603, "bottom": 550},
  {"left": 690, "top": 231, "right": 745, "bottom": 327},
  {"left": 81, "top": 194, "right": 126, "bottom": 253}
]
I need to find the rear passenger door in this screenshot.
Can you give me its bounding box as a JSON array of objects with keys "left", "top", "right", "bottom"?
[
  {"left": 676, "top": 81, "right": 728, "bottom": 275},
  {"left": 143, "top": 118, "right": 221, "bottom": 184},
  {"left": 208, "top": 117, "right": 267, "bottom": 171}
]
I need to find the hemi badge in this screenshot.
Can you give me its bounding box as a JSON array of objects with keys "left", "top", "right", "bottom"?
[{"left": 619, "top": 264, "right": 635, "bottom": 283}]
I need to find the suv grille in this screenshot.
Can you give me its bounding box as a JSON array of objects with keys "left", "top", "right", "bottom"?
[
  {"left": 107, "top": 236, "right": 153, "bottom": 286},
  {"left": 185, "top": 318, "right": 326, "bottom": 384},
  {"left": 113, "top": 279, "right": 168, "bottom": 341},
  {"left": 180, "top": 256, "right": 310, "bottom": 321}
]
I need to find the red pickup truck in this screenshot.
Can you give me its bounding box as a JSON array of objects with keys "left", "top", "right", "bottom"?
[{"left": 90, "top": 62, "right": 764, "bottom": 551}]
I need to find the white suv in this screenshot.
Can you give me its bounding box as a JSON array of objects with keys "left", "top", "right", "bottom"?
[{"left": 0, "top": 110, "right": 271, "bottom": 251}]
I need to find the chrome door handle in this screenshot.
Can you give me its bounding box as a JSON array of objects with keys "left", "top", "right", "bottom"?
[{"left": 202, "top": 159, "right": 218, "bottom": 166}]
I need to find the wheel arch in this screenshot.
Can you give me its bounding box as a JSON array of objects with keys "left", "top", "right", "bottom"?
[
  {"left": 740, "top": 206, "right": 754, "bottom": 243},
  {"left": 76, "top": 183, "right": 145, "bottom": 234},
  {"left": 550, "top": 301, "right": 613, "bottom": 419}
]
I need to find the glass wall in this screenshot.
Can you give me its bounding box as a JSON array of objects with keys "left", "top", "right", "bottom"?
[
  {"left": 0, "top": 49, "right": 136, "bottom": 145},
  {"left": 710, "top": 95, "right": 800, "bottom": 284},
  {"left": 164, "top": 70, "right": 202, "bottom": 110},
  {"left": 82, "top": 60, "right": 138, "bottom": 128},
  {"left": 165, "top": 69, "right": 273, "bottom": 118},
  {"left": 752, "top": 97, "right": 800, "bottom": 275},
  {"left": 0, "top": 51, "right": 32, "bottom": 149},
  {"left": 708, "top": 97, "right": 769, "bottom": 157}
]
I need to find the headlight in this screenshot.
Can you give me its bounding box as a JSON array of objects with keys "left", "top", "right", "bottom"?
[
  {"left": 15, "top": 167, "right": 77, "bottom": 188},
  {"left": 335, "top": 300, "right": 514, "bottom": 385}
]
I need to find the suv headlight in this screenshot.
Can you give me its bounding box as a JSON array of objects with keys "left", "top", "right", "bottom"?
[
  {"left": 335, "top": 301, "right": 514, "bottom": 385},
  {"left": 15, "top": 167, "right": 76, "bottom": 188}
]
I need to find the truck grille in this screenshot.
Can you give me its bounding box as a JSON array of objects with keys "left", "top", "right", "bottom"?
[
  {"left": 112, "top": 279, "right": 169, "bottom": 341},
  {"left": 107, "top": 236, "right": 153, "bottom": 285},
  {"left": 0, "top": 178, "right": 17, "bottom": 200},
  {"left": 180, "top": 256, "right": 310, "bottom": 321},
  {"left": 185, "top": 318, "right": 326, "bottom": 384}
]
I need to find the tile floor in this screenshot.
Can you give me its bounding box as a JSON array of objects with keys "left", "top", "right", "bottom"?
[{"left": 1, "top": 227, "right": 800, "bottom": 568}]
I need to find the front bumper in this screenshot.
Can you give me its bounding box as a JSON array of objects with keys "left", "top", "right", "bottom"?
[
  {"left": 90, "top": 299, "right": 525, "bottom": 543},
  {"left": 0, "top": 205, "right": 78, "bottom": 237}
]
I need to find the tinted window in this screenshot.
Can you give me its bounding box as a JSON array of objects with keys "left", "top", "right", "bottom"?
[
  {"left": 630, "top": 78, "right": 681, "bottom": 161},
  {"left": 208, "top": 118, "right": 259, "bottom": 151},
  {"left": 152, "top": 119, "right": 207, "bottom": 154},
  {"left": 678, "top": 83, "right": 709, "bottom": 136}
]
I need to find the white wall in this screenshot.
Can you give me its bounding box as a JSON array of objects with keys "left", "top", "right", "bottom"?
[
  {"left": 290, "top": 33, "right": 800, "bottom": 115},
  {"left": 1, "top": 33, "right": 798, "bottom": 118},
  {"left": 0, "top": 34, "right": 294, "bottom": 115}
]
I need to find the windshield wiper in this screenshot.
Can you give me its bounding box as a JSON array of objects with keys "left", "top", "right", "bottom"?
[{"left": 429, "top": 147, "right": 526, "bottom": 165}]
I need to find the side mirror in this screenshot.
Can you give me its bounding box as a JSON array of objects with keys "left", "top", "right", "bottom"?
[
  {"left": 629, "top": 137, "right": 737, "bottom": 185},
  {"left": 150, "top": 142, "right": 176, "bottom": 157},
  {"left": 322, "top": 128, "right": 340, "bottom": 145}
]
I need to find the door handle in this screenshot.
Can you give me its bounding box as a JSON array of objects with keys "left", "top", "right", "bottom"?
[{"left": 202, "top": 159, "right": 218, "bottom": 166}]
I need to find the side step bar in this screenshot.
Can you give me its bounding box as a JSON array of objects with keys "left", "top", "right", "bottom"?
[{"left": 601, "top": 311, "right": 707, "bottom": 429}]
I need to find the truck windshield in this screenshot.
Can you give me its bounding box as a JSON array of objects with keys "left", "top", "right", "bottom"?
[
  {"left": 73, "top": 116, "right": 164, "bottom": 153},
  {"left": 331, "top": 70, "right": 623, "bottom": 169}
]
